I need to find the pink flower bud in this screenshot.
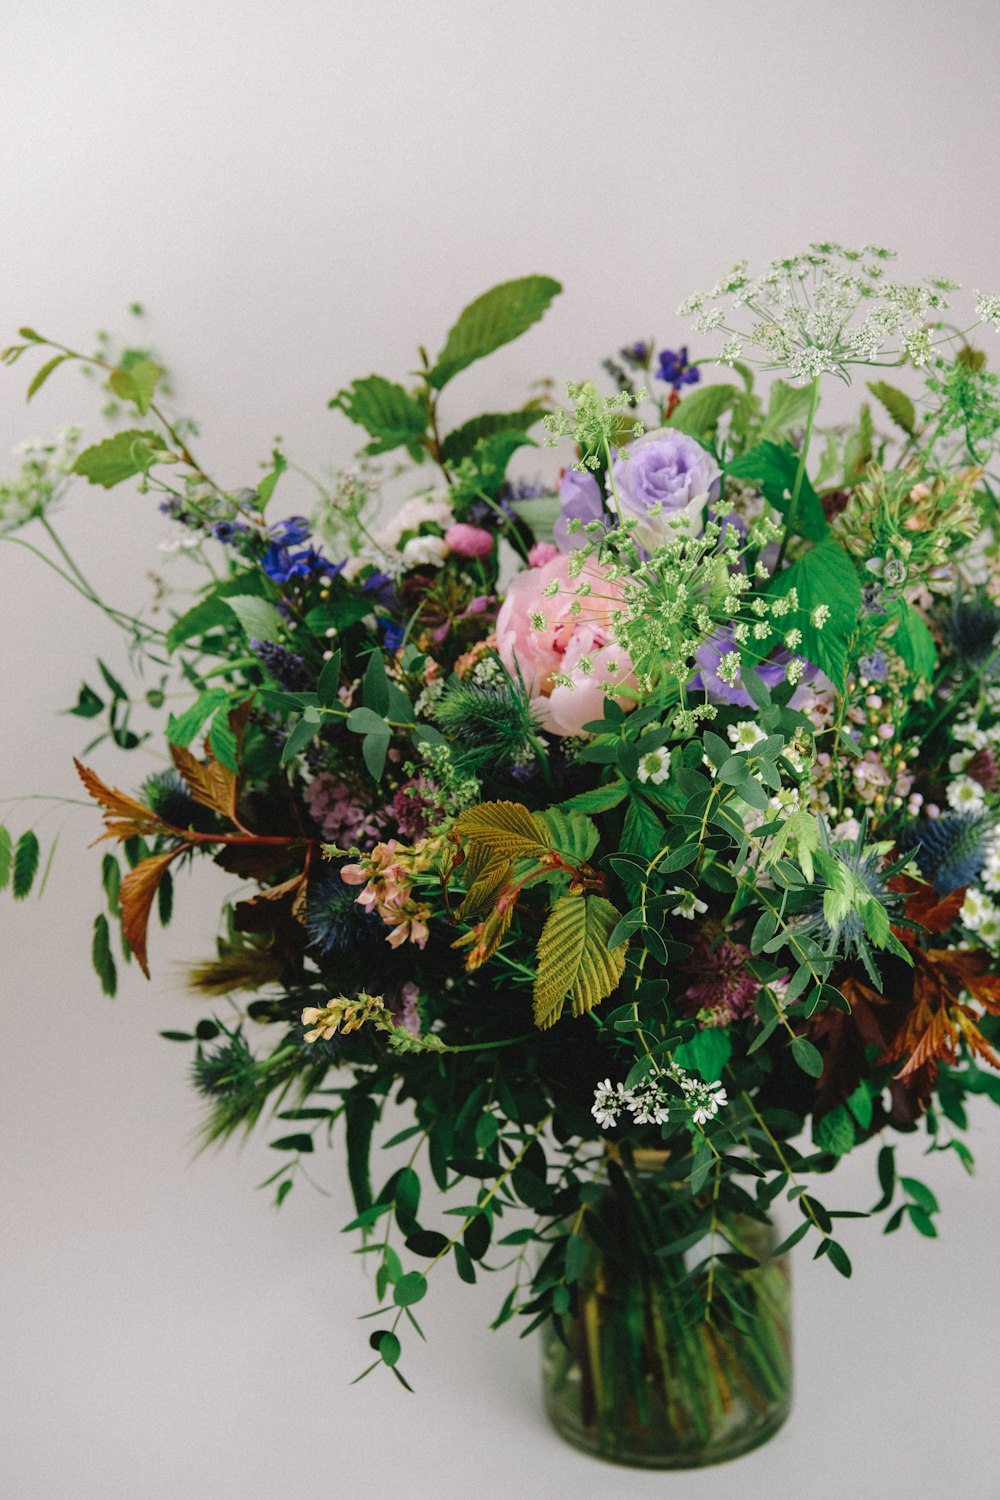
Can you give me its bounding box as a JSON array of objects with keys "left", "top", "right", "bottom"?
[
  {"left": 445, "top": 523, "right": 494, "bottom": 559},
  {"left": 878, "top": 722, "right": 895, "bottom": 739},
  {"left": 528, "top": 541, "right": 559, "bottom": 568}
]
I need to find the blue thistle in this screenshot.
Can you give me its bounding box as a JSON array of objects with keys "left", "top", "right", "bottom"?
[
  {"left": 948, "top": 592, "right": 1000, "bottom": 672},
  {"left": 305, "top": 867, "right": 384, "bottom": 957},
  {"left": 912, "top": 812, "right": 992, "bottom": 895}
]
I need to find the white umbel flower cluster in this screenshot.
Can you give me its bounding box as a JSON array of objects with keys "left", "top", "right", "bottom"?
[{"left": 591, "top": 1071, "right": 729, "bottom": 1131}]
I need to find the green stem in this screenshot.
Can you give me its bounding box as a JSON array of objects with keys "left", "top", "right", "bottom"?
[{"left": 775, "top": 374, "right": 821, "bottom": 569}]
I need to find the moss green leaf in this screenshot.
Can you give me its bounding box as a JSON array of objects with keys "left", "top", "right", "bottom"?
[
  {"left": 12, "top": 830, "right": 39, "bottom": 899},
  {"left": 867, "top": 380, "right": 917, "bottom": 436},
  {"left": 73, "top": 428, "right": 164, "bottom": 488},
  {"left": 454, "top": 801, "right": 551, "bottom": 862},
  {"left": 91, "top": 912, "right": 118, "bottom": 997},
  {"left": 329, "top": 375, "right": 428, "bottom": 460},
  {"left": 666, "top": 382, "right": 740, "bottom": 438},
  {"left": 428, "top": 276, "right": 561, "bottom": 390}
]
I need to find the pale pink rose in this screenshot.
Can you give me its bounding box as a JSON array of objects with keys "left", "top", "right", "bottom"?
[
  {"left": 528, "top": 541, "right": 559, "bottom": 568},
  {"left": 496, "top": 553, "right": 636, "bottom": 736},
  {"left": 445, "top": 523, "right": 494, "bottom": 559}
]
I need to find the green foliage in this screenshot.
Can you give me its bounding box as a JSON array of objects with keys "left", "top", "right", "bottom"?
[
  {"left": 223, "top": 594, "right": 285, "bottom": 645},
  {"left": 533, "top": 892, "right": 626, "bottom": 1029},
  {"left": 427, "top": 275, "right": 561, "bottom": 390},
  {"left": 666, "top": 382, "right": 741, "bottom": 437},
  {"left": 108, "top": 358, "right": 162, "bottom": 415},
  {"left": 440, "top": 408, "right": 543, "bottom": 466},
  {"left": 867, "top": 379, "right": 917, "bottom": 436},
  {"left": 73, "top": 428, "right": 165, "bottom": 487},
  {"left": 728, "top": 441, "right": 827, "bottom": 542},
  {"left": 330, "top": 375, "right": 428, "bottom": 460},
  {"left": 12, "top": 831, "right": 39, "bottom": 899},
  {"left": 91, "top": 913, "right": 118, "bottom": 996},
  {"left": 766, "top": 538, "right": 862, "bottom": 687},
  {"left": 0, "top": 826, "right": 11, "bottom": 891}
]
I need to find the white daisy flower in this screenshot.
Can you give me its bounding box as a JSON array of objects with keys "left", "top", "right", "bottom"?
[
  {"left": 637, "top": 748, "right": 669, "bottom": 785},
  {"left": 960, "top": 888, "right": 989, "bottom": 930},
  {"left": 728, "top": 720, "right": 766, "bottom": 751},
  {"left": 946, "top": 775, "right": 987, "bottom": 816}
]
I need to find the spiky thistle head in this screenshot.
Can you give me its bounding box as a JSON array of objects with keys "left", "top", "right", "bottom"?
[
  {"left": 948, "top": 591, "right": 1000, "bottom": 672},
  {"left": 913, "top": 811, "right": 993, "bottom": 895},
  {"left": 430, "top": 658, "right": 540, "bottom": 775},
  {"left": 305, "top": 865, "right": 385, "bottom": 957},
  {"left": 141, "top": 768, "right": 216, "bottom": 832},
  {"left": 799, "top": 820, "right": 909, "bottom": 984}
]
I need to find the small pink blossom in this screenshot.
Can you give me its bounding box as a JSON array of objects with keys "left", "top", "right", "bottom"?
[
  {"left": 304, "top": 772, "right": 386, "bottom": 843},
  {"left": 445, "top": 523, "right": 494, "bottom": 559},
  {"left": 528, "top": 541, "right": 559, "bottom": 568}
]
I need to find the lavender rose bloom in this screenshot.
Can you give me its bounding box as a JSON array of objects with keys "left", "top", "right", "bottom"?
[
  {"left": 611, "top": 429, "right": 720, "bottom": 549},
  {"left": 554, "top": 468, "right": 606, "bottom": 552}
]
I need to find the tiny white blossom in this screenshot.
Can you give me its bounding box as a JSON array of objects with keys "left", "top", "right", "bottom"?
[
  {"left": 728, "top": 720, "right": 766, "bottom": 751},
  {"left": 591, "top": 1078, "right": 631, "bottom": 1130},
  {"left": 637, "top": 748, "right": 669, "bottom": 785},
  {"left": 667, "top": 888, "right": 708, "bottom": 920},
  {"left": 960, "top": 888, "right": 993, "bottom": 931},
  {"left": 627, "top": 1079, "right": 671, "bottom": 1126}
]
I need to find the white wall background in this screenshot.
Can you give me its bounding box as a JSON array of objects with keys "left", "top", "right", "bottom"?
[{"left": 2, "top": 3, "right": 1000, "bottom": 1497}]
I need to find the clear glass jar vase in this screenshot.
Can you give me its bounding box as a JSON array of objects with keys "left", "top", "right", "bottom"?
[{"left": 541, "top": 1150, "right": 792, "bottom": 1468}]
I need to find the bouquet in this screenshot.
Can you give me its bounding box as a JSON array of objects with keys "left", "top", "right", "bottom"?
[{"left": 5, "top": 244, "right": 1000, "bottom": 1467}]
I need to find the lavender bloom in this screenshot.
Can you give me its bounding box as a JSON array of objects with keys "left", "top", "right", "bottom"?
[
  {"left": 249, "top": 639, "right": 314, "bottom": 693},
  {"left": 611, "top": 429, "right": 719, "bottom": 549},
  {"left": 657, "top": 347, "right": 701, "bottom": 391},
  {"left": 554, "top": 469, "right": 607, "bottom": 552},
  {"left": 857, "top": 651, "right": 890, "bottom": 682}
]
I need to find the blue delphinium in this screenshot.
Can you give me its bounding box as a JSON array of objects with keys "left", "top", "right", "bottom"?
[{"left": 657, "top": 346, "right": 701, "bottom": 391}]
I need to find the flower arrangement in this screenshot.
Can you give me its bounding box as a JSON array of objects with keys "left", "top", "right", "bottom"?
[{"left": 4, "top": 246, "right": 1000, "bottom": 1463}]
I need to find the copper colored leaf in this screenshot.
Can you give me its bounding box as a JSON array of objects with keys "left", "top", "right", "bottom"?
[
  {"left": 74, "top": 758, "right": 177, "bottom": 843},
  {"left": 119, "top": 845, "right": 190, "bottom": 977},
  {"left": 458, "top": 840, "right": 513, "bottom": 921},
  {"left": 170, "top": 743, "right": 237, "bottom": 823}
]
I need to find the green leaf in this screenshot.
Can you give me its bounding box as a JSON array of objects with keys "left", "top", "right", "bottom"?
[
  {"left": 888, "top": 601, "right": 937, "bottom": 680},
  {"left": 12, "top": 831, "right": 39, "bottom": 899},
  {"left": 766, "top": 538, "right": 862, "bottom": 688},
  {"left": 316, "top": 650, "right": 343, "bottom": 708},
  {"left": 330, "top": 375, "right": 428, "bottom": 459},
  {"left": 533, "top": 892, "right": 627, "bottom": 1029},
  {"left": 26, "top": 352, "right": 71, "bottom": 401},
  {"left": 675, "top": 1027, "right": 731, "bottom": 1082},
  {"left": 392, "top": 1271, "right": 428, "bottom": 1307},
  {"left": 91, "top": 913, "right": 118, "bottom": 997},
  {"left": 345, "top": 1094, "right": 379, "bottom": 1213},
  {"left": 440, "top": 408, "right": 544, "bottom": 466},
  {"left": 537, "top": 807, "right": 598, "bottom": 862},
  {"left": 867, "top": 380, "right": 916, "bottom": 436},
  {"left": 257, "top": 450, "right": 287, "bottom": 509},
  {"left": 665, "top": 383, "right": 740, "bottom": 437},
  {"left": 761, "top": 379, "right": 814, "bottom": 439},
  {"left": 269, "top": 1133, "right": 314, "bottom": 1153},
  {"left": 165, "top": 573, "right": 270, "bottom": 651},
  {"left": 0, "top": 826, "right": 11, "bottom": 891},
  {"left": 73, "top": 428, "right": 164, "bottom": 487},
  {"left": 812, "top": 1103, "right": 855, "bottom": 1156},
  {"left": 68, "top": 682, "right": 105, "bottom": 719},
  {"left": 347, "top": 706, "right": 388, "bottom": 735},
  {"left": 362, "top": 729, "right": 390, "bottom": 782},
  {"left": 207, "top": 711, "right": 239, "bottom": 772},
  {"left": 223, "top": 594, "right": 286, "bottom": 645},
  {"left": 108, "top": 358, "right": 162, "bottom": 415},
  {"left": 791, "top": 1034, "right": 824, "bottom": 1078},
  {"left": 280, "top": 714, "right": 321, "bottom": 767},
  {"left": 166, "top": 689, "right": 229, "bottom": 748},
  {"left": 727, "top": 441, "right": 827, "bottom": 541},
  {"left": 362, "top": 650, "right": 390, "bottom": 716},
  {"left": 901, "top": 1176, "right": 939, "bottom": 1215},
  {"left": 375, "top": 1330, "right": 401, "bottom": 1367},
  {"left": 428, "top": 275, "right": 562, "bottom": 389}
]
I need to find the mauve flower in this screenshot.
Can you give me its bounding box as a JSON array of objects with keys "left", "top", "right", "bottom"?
[
  {"left": 611, "top": 429, "right": 720, "bottom": 549},
  {"left": 528, "top": 541, "right": 559, "bottom": 568},
  {"left": 496, "top": 552, "right": 636, "bottom": 736},
  {"left": 445, "top": 523, "right": 494, "bottom": 559},
  {"left": 554, "top": 469, "right": 606, "bottom": 552}
]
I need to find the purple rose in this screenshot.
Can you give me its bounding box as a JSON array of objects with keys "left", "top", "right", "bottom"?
[
  {"left": 611, "top": 429, "right": 720, "bottom": 549},
  {"left": 554, "top": 468, "right": 607, "bottom": 552}
]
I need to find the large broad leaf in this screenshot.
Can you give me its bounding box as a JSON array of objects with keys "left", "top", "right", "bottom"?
[
  {"left": 428, "top": 276, "right": 561, "bottom": 390},
  {"left": 223, "top": 594, "right": 285, "bottom": 645},
  {"left": 166, "top": 573, "right": 271, "bottom": 652},
  {"left": 108, "top": 358, "right": 162, "bottom": 416},
  {"left": 727, "top": 441, "right": 827, "bottom": 541},
  {"left": 766, "top": 539, "right": 862, "bottom": 688},
  {"left": 329, "top": 375, "right": 428, "bottom": 459},
  {"left": 533, "top": 892, "right": 626, "bottom": 1029},
  {"left": 453, "top": 801, "right": 550, "bottom": 862},
  {"left": 886, "top": 601, "right": 937, "bottom": 679},
  {"left": 170, "top": 741, "right": 238, "bottom": 822},
  {"left": 665, "top": 383, "right": 740, "bottom": 438},
  {"left": 536, "top": 807, "right": 599, "bottom": 862},
  {"left": 440, "top": 408, "right": 544, "bottom": 466},
  {"left": 760, "top": 379, "right": 815, "bottom": 439},
  {"left": 73, "top": 429, "right": 165, "bottom": 488}
]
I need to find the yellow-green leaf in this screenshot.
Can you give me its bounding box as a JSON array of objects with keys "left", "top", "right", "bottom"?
[
  {"left": 453, "top": 801, "right": 550, "bottom": 862},
  {"left": 533, "top": 893, "right": 626, "bottom": 1030}
]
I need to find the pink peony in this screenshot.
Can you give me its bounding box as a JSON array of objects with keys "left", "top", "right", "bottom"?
[
  {"left": 445, "top": 523, "right": 494, "bottom": 559},
  {"left": 496, "top": 553, "right": 636, "bottom": 736},
  {"left": 528, "top": 541, "right": 559, "bottom": 568}
]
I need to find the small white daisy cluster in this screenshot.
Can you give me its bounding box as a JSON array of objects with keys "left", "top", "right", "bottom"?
[
  {"left": 981, "top": 826, "right": 1000, "bottom": 896},
  {"left": 945, "top": 714, "right": 1000, "bottom": 818},
  {"left": 959, "top": 888, "right": 1000, "bottom": 947},
  {"left": 0, "top": 428, "right": 82, "bottom": 537},
  {"left": 591, "top": 1072, "right": 728, "bottom": 1131}
]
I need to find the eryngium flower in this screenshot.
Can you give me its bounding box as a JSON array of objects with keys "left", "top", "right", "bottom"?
[
  {"left": 913, "top": 812, "right": 993, "bottom": 895},
  {"left": 305, "top": 866, "right": 386, "bottom": 957}
]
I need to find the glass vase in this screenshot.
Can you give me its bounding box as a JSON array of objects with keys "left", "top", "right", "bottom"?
[{"left": 541, "top": 1151, "right": 792, "bottom": 1468}]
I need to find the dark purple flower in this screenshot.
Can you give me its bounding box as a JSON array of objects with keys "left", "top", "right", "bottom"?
[
  {"left": 381, "top": 619, "right": 405, "bottom": 656},
  {"left": 262, "top": 544, "right": 340, "bottom": 585},
  {"left": 657, "top": 347, "right": 701, "bottom": 391},
  {"left": 268, "top": 516, "right": 311, "bottom": 546},
  {"left": 620, "top": 340, "right": 653, "bottom": 369},
  {"left": 554, "top": 469, "right": 607, "bottom": 552},
  {"left": 212, "top": 519, "right": 251, "bottom": 544},
  {"left": 361, "top": 569, "right": 397, "bottom": 607},
  {"left": 249, "top": 639, "right": 314, "bottom": 693}
]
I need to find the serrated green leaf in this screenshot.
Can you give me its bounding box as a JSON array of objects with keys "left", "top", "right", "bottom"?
[
  {"left": 533, "top": 892, "right": 627, "bottom": 1029},
  {"left": 674, "top": 1027, "right": 731, "bottom": 1082},
  {"left": 537, "top": 806, "right": 598, "bottom": 862},
  {"left": 727, "top": 440, "right": 827, "bottom": 541},
  {"left": 208, "top": 711, "right": 239, "bottom": 771},
  {"left": 765, "top": 539, "right": 862, "bottom": 688},
  {"left": 813, "top": 1103, "right": 855, "bottom": 1156},
  {"left": 330, "top": 375, "right": 428, "bottom": 459},
  {"left": 73, "top": 428, "right": 164, "bottom": 488},
  {"left": 440, "top": 408, "right": 543, "bottom": 466},
  {"left": 223, "top": 594, "right": 285, "bottom": 645},
  {"left": 665, "top": 382, "right": 740, "bottom": 437},
  {"left": 888, "top": 601, "right": 937, "bottom": 680},
  {"left": 428, "top": 275, "right": 561, "bottom": 389},
  {"left": 166, "top": 689, "right": 229, "bottom": 748},
  {"left": 867, "top": 380, "right": 916, "bottom": 436},
  {"left": 12, "top": 831, "right": 39, "bottom": 899},
  {"left": 761, "top": 379, "right": 814, "bottom": 439}
]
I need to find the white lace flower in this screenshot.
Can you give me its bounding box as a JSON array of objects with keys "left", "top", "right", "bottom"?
[
  {"left": 627, "top": 1079, "right": 670, "bottom": 1126},
  {"left": 591, "top": 1078, "right": 631, "bottom": 1130},
  {"left": 682, "top": 1078, "right": 729, "bottom": 1127}
]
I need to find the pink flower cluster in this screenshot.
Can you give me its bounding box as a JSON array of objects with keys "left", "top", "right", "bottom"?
[
  {"left": 682, "top": 935, "right": 760, "bottom": 1025},
  {"left": 304, "top": 772, "right": 386, "bottom": 843},
  {"left": 341, "top": 840, "right": 431, "bottom": 949}
]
